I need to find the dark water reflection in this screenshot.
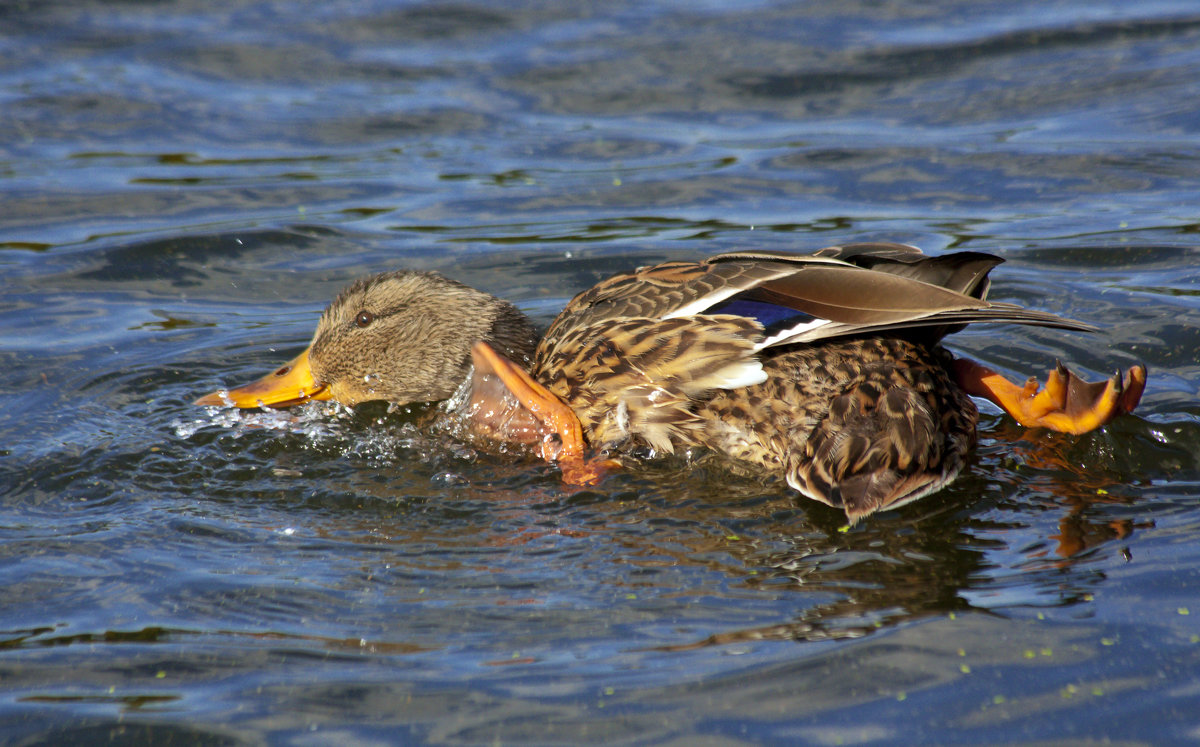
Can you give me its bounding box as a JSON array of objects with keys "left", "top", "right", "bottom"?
[{"left": 4, "top": 0, "right": 1200, "bottom": 743}]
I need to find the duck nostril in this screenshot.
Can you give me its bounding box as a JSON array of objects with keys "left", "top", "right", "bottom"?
[{"left": 274, "top": 366, "right": 292, "bottom": 377}]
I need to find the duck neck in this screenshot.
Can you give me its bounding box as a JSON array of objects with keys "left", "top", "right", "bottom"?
[{"left": 484, "top": 300, "right": 539, "bottom": 370}]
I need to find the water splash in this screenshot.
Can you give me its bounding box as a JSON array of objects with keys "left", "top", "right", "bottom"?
[
  {"left": 175, "top": 401, "right": 350, "bottom": 441},
  {"left": 177, "top": 398, "right": 490, "bottom": 473}
]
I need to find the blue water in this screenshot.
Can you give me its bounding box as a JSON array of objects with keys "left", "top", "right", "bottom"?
[{"left": 3, "top": 0, "right": 1200, "bottom": 743}]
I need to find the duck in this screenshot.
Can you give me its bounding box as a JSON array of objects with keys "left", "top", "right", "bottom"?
[{"left": 196, "top": 243, "right": 1145, "bottom": 521}]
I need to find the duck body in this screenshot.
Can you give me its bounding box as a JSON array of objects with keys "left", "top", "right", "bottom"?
[
  {"left": 198, "top": 243, "right": 1145, "bottom": 521},
  {"left": 695, "top": 338, "right": 975, "bottom": 516},
  {"left": 522, "top": 244, "right": 1056, "bottom": 518}
]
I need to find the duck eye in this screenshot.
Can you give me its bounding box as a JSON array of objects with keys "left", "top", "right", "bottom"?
[{"left": 355, "top": 311, "right": 375, "bottom": 328}]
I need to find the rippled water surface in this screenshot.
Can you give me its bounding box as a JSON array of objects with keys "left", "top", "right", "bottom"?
[{"left": 4, "top": 0, "right": 1200, "bottom": 743}]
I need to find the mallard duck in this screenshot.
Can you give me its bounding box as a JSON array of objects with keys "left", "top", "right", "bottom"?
[{"left": 197, "top": 243, "right": 1145, "bottom": 521}]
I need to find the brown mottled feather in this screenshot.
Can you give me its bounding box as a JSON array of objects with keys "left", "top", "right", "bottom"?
[
  {"left": 529, "top": 243, "right": 1079, "bottom": 520},
  {"left": 535, "top": 315, "right": 765, "bottom": 454},
  {"left": 541, "top": 260, "right": 801, "bottom": 339},
  {"left": 694, "top": 340, "right": 976, "bottom": 522}
]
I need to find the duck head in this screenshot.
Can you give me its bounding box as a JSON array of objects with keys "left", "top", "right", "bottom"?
[{"left": 195, "top": 271, "right": 539, "bottom": 409}]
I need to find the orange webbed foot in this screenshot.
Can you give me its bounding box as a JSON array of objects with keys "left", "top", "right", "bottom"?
[
  {"left": 557, "top": 455, "right": 620, "bottom": 487},
  {"left": 469, "top": 342, "right": 620, "bottom": 486},
  {"left": 952, "top": 357, "right": 1146, "bottom": 435}
]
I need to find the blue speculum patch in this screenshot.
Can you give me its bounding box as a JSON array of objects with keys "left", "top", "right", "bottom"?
[{"left": 709, "top": 297, "right": 819, "bottom": 337}]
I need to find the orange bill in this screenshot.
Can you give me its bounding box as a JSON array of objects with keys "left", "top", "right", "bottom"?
[{"left": 194, "top": 347, "right": 332, "bottom": 409}]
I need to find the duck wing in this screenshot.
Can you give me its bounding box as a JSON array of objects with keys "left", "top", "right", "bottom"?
[
  {"left": 709, "top": 243, "right": 1094, "bottom": 347},
  {"left": 541, "top": 256, "right": 821, "bottom": 341},
  {"left": 545, "top": 243, "right": 1091, "bottom": 349}
]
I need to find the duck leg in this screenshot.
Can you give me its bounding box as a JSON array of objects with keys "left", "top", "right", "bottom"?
[
  {"left": 951, "top": 357, "right": 1146, "bottom": 434},
  {"left": 469, "top": 342, "right": 617, "bottom": 485}
]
